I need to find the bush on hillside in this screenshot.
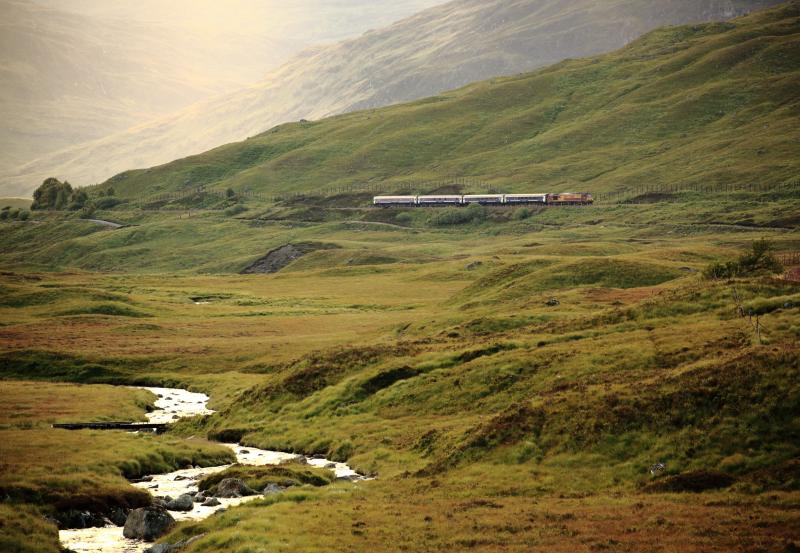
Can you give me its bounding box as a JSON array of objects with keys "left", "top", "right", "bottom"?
[
  {"left": 94, "top": 197, "right": 123, "bottom": 210},
  {"left": 513, "top": 207, "right": 532, "bottom": 220},
  {"left": 430, "top": 204, "right": 486, "bottom": 226},
  {"left": 32, "top": 178, "right": 72, "bottom": 210},
  {"left": 80, "top": 203, "right": 96, "bottom": 219},
  {"left": 68, "top": 189, "right": 88, "bottom": 210},
  {"left": 224, "top": 204, "right": 248, "bottom": 216},
  {"left": 32, "top": 177, "right": 95, "bottom": 211},
  {"left": 18, "top": 210, "right": 30, "bottom": 221},
  {"left": 704, "top": 239, "right": 783, "bottom": 279}
]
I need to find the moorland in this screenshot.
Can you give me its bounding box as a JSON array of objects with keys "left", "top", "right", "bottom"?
[{"left": 0, "top": 4, "right": 799, "bottom": 552}]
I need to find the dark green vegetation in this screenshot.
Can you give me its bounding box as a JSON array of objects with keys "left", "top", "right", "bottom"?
[
  {"left": 93, "top": 4, "right": 800, "bottom": 203},
  {"left": 0, "top": 4, "right": 799, "bottom": 552},
  {"left": 704, "top": 237, "right": 784, "bottom": 278}
]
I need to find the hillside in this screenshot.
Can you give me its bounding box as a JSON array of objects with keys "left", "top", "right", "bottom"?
[
  {"left": 0, "top": 0, "right": 784, "bottom": 196},
  {"left": 0, "top": 0, "right": 441, "bottom": 195},
  {"left": 94, "top": 2, "right": 800, "bottom": 203}
]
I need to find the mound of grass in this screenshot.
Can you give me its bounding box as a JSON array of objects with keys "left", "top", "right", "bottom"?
[
  {"left": 642, "top": 470, "right": 736, "bottom": 493},
  {"left": 198, "top": 464, "right": 334, "bottom": 494},
  {"left": 57, "top": 302, "right": 150, "bottom": 318},
  {"left": 539, "top": 258, "right": 684, "bottom": 289}
]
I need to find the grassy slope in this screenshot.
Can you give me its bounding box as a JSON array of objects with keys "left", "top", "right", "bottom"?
[
  {"left": 98, "top": 4, "right": 800, "bottom": 201},
  {"left": 0, "top": 227, "right": 798, "bottom": 550}
]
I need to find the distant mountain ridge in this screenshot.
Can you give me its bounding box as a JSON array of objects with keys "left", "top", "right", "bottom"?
[
  {"left": 98, "top": 2, "right": 800, "bottom": 204},
  {"left": 0, "top": 0, "right": 785, "bottom": 196}
]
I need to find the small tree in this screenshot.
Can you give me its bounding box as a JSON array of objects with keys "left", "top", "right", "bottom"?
[
  {"left": 69, "top": 189, "right": 88, "bottom": 210},
  {"left": 226, "top": 187, "right": 236, "bottom": 199},
  {"left": 81, "top": 202, "right": 96, "bottom": 219},
  {"left": 738, "top": 238, "right": 783, "bottom": 274},
  {"left": 704, "top": 239, "right": 783, "bottom": 279},
  {"left": 32, "top": 177, "right": 73, "bottom": 210}
]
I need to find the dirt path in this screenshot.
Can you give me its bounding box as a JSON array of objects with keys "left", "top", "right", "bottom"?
[{"left": 85, "top": 219, "right": 124, "bottom": 229}]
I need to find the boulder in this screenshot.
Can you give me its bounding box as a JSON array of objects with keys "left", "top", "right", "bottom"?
[
  {"left": 201, "top": 497, "right": 221, "bottom": 507},
  {"left": 279, "top": 454, "right": 307, "bottom": 466},
  {"left": 107, "top": 507, "right": 129, "bottom": 527},
  {"left": 215, "top": 478, "right": 258, "bottom": 498},
  {"left": 122, "top": 506, "right": 175, "bottom": 541},
  {"left": 165, "top": 494, "right": 194, "bottom": 512},
  {"left": 262, "top": 484, "right": 285, "bottom": 495},
  {"left": 194, "top": 492, "right": 206, "bottom": 503}
]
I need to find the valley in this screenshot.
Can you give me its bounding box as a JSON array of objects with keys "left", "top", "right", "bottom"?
[{"left": 0, "top": 3, "right": 798, "bottom": 552}]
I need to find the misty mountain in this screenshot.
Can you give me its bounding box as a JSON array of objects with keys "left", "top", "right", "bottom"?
[
  {"left": 0, "top": 0, "right": 441, "bottom": 195},
  {"left": 0, "top": 0, "right": 784, "bottom": 196}
]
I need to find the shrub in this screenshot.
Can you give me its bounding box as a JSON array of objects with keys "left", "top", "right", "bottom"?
[
  {"left": 513, "top": 207, "right": 532, "bottom": 220},
  {"left": 18, "top": 210, "right": 30, "bottom": 221},
  {"left": 224, "top": 204, "right": 248, "bottom": 216},
  {"left": 395, "top": 212, "right": 414, "bottom": 225},
  {"left": 81, "top": 203, "right": 97, "bottom": 219},
  {"left": 430, "top": 204, "right": 486, "bottom": 226},
  {"left": 704, "top": 239, "right": 783, "bottom": 279},
  {"left": 32, "top": 178, "right": 73, "bottom": 210},
  {"left": 94, "top": 197, "right": 122, "bottom": 209},
  {"left": 68, "top": 189, "right": 88, "bottom": 210}
]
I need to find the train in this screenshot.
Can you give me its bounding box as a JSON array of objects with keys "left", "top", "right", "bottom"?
[{"left": 373, "top": 192, "right": 593, "bottom": 207}]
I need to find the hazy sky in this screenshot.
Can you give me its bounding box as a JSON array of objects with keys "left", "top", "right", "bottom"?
[{"left": 32, "top": 0, "right": 446, "bottom": 44}]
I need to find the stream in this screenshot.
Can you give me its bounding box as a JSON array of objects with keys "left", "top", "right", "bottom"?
[{"left": 59, "top": 387, "right": 363, "bottom": 553}]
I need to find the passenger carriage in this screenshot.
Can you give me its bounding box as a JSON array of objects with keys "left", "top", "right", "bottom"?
[
  {"left": 417, "top": 195, "right": 463, "bottom": 206},
  {"left": 462, "top": 194, "right": 504, "bottom": 205},
  {"left": 503, "top": 194, "right": 547, "bottom": 205},
  {"left": 373, "top": 196, "right": 418, "bottom": 207}
]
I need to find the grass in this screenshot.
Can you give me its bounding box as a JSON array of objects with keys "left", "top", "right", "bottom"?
[
  {"left": 197, "top": 464, "right": 334, "bottom": 494},
  {"left": 0, "top": 381, "right": 154, "bottom": 425},
  {"left": 1, "top": 223, "right": 797, "bottom": 550},
  {"left": 0, "top": 5, "right": 798, "bottom": 551}
]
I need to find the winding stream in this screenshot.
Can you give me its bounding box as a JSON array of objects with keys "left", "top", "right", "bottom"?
[{"left": 60, "top": 387, "right": 363, "bottom": 553}]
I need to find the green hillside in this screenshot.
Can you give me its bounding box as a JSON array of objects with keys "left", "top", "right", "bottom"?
[{"left": 100, "top": 3, "right": 800, "bottom": 202}]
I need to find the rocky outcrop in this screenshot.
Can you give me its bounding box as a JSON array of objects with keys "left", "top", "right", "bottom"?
[
  {"left": 261, "top": 484, "right": 285, "bottom": 495},
  {"left": 214, "top": 478, "right": 258, "bottom": 498},
  {"left": 165, "top": 494, "right": 194, "bottom": 512},
  {"left": 122, "top": 506, "right": 176, "bottom": 541},
  {"left": 241, "top": 242, "right": 337, "bottom": 274}
]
